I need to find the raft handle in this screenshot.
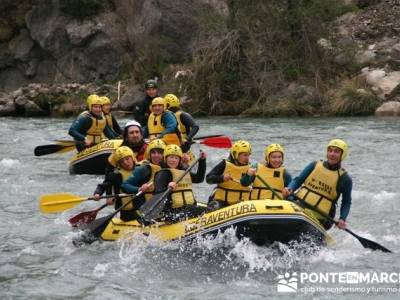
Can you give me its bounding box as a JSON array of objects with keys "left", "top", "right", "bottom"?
[{"left": 265, "top": 205, "right": 284, "bottom": 210}]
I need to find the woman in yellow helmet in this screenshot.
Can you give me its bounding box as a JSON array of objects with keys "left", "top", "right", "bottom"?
[
  {"left": 121, "top": 139, "right": 166, "bottom": 207},
  {"left": 93, "top": 146, "right": 138, "bottom": 221},
  {"left": 152, "top": 144, "right": 207, "bottom": 222},
  {"left": 100, "top": 96, "right": 122, "bottom": 137},
  {"left": 69, "top": 94, "right": 117, "bottom": 151},
  {"left": 206, "top": 140, "right": 252, "bottom": 210},
  {"left": 282, "top": 139, "right": 353, "bottom": 230},
  {"left": 144, "top": 97, "right": 181, "bottom": 145},
  {"left": 241, "top": 143, "right": 292, "bottom": 200}
]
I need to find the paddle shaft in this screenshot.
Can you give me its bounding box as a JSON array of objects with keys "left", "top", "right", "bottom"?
[{"left": 255, "top": 175, "right": 283, "bottom": 200}]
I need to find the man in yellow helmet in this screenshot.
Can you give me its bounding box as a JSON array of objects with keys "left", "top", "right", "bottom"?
[
  {"left": 152, "top": 144, "right": 207, "bottom": 221},
  {"left": 133, "top": 79, "right": 159, "bottom": 126},
  {"left": 121, "top": 139, "right": 166, "bottom": 208},
  {"left": 69, "top": 94, "right": 117, "bottom": 151},
  {"left": 282, "top": 139, "right": 353, "bottom": 230},
  {"left": 206, "top": 140, "right": 252, "bottom": 209},
  {"left": 164, "top": 93, "right": 199, "bottom": 152},
  {"left": 100, "top": 96, "right": 122, "bottom": 136},
  {"left": 241, "top": 143, "right": 292, "bottom": 200},
  {"left": 93, "top": 146, "right": 138, "bottom": 221},
  {"left": 143, "top": 97, "right": 181, "bottom": 145}
]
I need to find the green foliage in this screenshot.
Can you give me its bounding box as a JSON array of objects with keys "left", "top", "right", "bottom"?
[
  {"left": 60, "top": 0, "right": 105, "bottom": 19},
  {"left": 328, "top": 79, "right": 381, "bottom": 116}
]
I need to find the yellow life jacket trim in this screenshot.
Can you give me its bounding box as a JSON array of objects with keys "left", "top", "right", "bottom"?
[
  {"left": 251, "top": 164, "right": 285, "bottom": 200},
  {"left": 214, "top": 160, "right": 250, "bottom": 205}
]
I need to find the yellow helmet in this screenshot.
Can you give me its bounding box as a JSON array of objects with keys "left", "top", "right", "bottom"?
[
  {"left": 327, "top": 139, "right": 348, "bottom": 161},
  {"left": 164, "top": 94, "right": 180, "bottom": 109},
  {"left": 264, "top": 143, "right": 284, "bottom": 163},
  {"left": 164, "top": 144, "right": 183, "bottom": 159},
  {"left": 99, "top": 96, "right": 111, "bottom": 105},
  {"left": 108, "top": 146, "right": 136, "bottom": 167},
  {"left": 86, "top": 94, "right": 102, "bottom": 108},
  {"left": 146, "top": 139, "right": 166, "bottom": 159},
  {"left": 230, "top": 140, "right": 252, "bottom": 160},
  {"left": 151, "top": 97, "right": 165, "bottom": 107}
]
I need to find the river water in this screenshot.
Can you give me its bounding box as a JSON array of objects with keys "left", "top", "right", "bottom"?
[{"left": 0, "top": 116, "right": 399, "bottom": 299}]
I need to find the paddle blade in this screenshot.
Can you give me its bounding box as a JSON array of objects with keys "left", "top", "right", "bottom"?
[
  {"left": 138, "top": 192, "right": 170, "bottom": 222},
  {"left": 39, "top": 193, "right": 87, "bottom": 213},
  {"left": 34, "top": 144, "right": 73, "bottom": 156},
  {"left": 346, "top": 229, "right": 392, "bottom": 253},
  {"left": 68, "top": 204, "right": 107, "bottom": 227},
  {"left": 199, "top": 136, "right": 232, "bottom": 148}
]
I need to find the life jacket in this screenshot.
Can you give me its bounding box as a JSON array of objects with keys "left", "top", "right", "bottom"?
[
  {"left": 295, "top": 160, "right": 345, "bottom": 220},
  {"left": 147, "top": 112, "right": 181, "bottom": 145},
  {"left": 250, "top": 164, "right": 285, "bottom": 200},
  {"left": 115, "top": 168, "right": 134, "bottom": 211},
  {"left": 104, "top": 113, "right": 113, "bottom": 128},
  {"left": 78, "top": 111, "right": 107, "bottom": 144},
  {"left": 214, "top": 160, "right": 250, "bottom": 205},
  {"left": 175, "top": 111, "right": 187, "bottom": 140},
  {"left": 135, "top": 161, "right": 161, "bottom": 201},
  {"left": 168, "top": 168, "right": 195, "bottom": 208}
]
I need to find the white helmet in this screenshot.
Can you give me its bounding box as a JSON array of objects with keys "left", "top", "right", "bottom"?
[{"left": 125, "top": 120, "right": 142, "bottom": 129}]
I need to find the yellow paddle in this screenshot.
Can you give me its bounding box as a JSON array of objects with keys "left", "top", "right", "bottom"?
[{"left": 39, "top": 192, "right": 132, "bottom": 213}]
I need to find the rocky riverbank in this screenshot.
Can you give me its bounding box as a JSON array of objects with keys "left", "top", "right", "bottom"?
[{"left": 0, "top": 0, "right": 400, "bottom": 117}]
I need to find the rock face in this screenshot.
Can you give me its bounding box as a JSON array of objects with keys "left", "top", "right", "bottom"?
[{"left": 0, "top": 0, "right": 208, "bottom": 92}]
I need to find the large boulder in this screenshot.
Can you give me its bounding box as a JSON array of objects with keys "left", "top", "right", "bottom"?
[
  {"left": 375, "top": 101, "right": 400, "bottom": 116},
  {"left": 65, "top": 19, "right": 99, "bottom": 46},
  {"left": 116, "top": 84, "right": 145, "bottom": 111},
  {"left": 361, "top": 68, "right": 400, "bottom": 99}
]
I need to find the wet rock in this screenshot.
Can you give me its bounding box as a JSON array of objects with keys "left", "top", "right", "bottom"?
[
  {"left": 14, "top": 95, "right": 28, "bottom": 107},
  {"left": 24, "top": 100, "right": 45, "bottom": 116},
  {"left": 375, "top": 100, "right": 400, "bottom": 116},
  {"left": 0, "top": 101, "right": 16, "bottom": 116}
]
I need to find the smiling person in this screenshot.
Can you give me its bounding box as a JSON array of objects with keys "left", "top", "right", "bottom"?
[
  {"left": 282, "top": 139, "right": 352, "bottom": 230},
  {"left": 206, "top": 140, "right": 252, "bottom": 210},
  {"left": 93, "top": 146, "right": 138, "bottom": 221},
  {"left": 143, "top": 97, "right": 181, "bottom": 145},
  {"left": 69, "top": 94, "right": 117, "bottom": 151},
  {"left": 152, "top": 144, "right": 207, "bottom": 222},
  {"left": 241, "top": 143, "right": 292, "bottom": 200},
  {"left": 121, "top": 139, "right": 166, "bottom": 206}
]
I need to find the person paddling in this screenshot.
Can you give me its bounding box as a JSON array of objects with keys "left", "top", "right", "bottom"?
[
  {"left": 164, "top": 93, "right": 199, "bottom": 153},
  {"left": 143, "top": 97, "right": 181, "bottom": 145},
  {"left": 69, "top": 94, "right": 117, "bottom": 151},
  {"left": 151, "top": 144, "right": 207, "bottom": 222},
  {"left": 100, "top": 96, "right": 122, "bottom": 137},
  {"left": 121, "top": 120, "right": 148, "bottom": 162},
  {"left": 241, "top": 143, "right": 292, "bottom": 200},
  {"left": 206, "top": 140, "right": 252, "bottom": 210},
  {"left": 93, "top": 146, "right": 138, "bottom": 221},
  {"left": 121, "top": 139, "right": 166, "bottom": 209},
  {"left": 282, "top": 139, "right": 353, "bottom": 230}
]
